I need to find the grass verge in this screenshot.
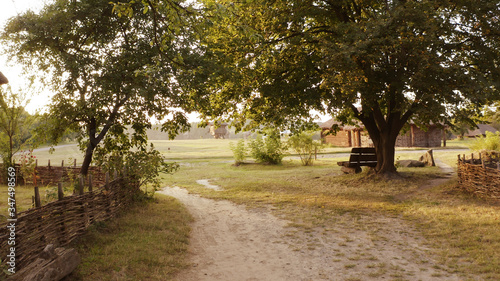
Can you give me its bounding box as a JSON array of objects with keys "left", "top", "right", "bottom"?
[
  {"left": 401, "top": 180, "right": 500, "bottom": 280},
  {"left": 64, "top": 194, "right": 192, "bottom": 281}
]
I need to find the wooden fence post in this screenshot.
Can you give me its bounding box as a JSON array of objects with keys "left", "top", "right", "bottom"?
[
  {"left": 35, "top": 159, "right": 38, "bottom": 168},
  {"left": 58, "top": 182, "right": 64, "bottom": 200},
  {"left": 74, "top": 159, "right": 77, "bottom": 168},
  {"left": 61, "top": 160, "right": 64, "bottom": 167},
  {"left": 79, "top": 175, "right": 84, "bottom": 195},
  {"left": 48, "top": 159, "right": 51, "bottom": 169},
  {"left": 34, "top": 186, "right": 41, "bottom": 208}
]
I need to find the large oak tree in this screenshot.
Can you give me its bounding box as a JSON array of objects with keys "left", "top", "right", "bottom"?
[{"left": 193, "top": 0, "right": 499, "bottom": 176}]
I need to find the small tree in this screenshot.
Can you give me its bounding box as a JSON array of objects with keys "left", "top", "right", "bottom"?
[
  {"left": 0, "top": 87, "right": 36, "bottom": 167},
  {"left": 288, "top": 131, "right": 322, "bottom": 166}
]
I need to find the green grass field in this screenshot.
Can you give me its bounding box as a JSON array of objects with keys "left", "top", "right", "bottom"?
[{"left": 4, "top": 137, "right": 499, "bottom": 280}]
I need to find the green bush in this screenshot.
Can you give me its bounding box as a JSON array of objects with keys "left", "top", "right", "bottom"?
[
  {"left": 124, "top": 147, "right": 179, "bottom": 197},
  {"left": 97, "top": 144, "right": 179, "bottom": 197},
  {"left": 230, "top": 139, "right": 247, "bottom": 164},
  {"left": 288, "top": 131, "right": 323, "bottom": 166},
  {"left": 468, "top": 131, "right": 500, "bottom": 153},
  {"left": 249, "top": 129, "right": 287, "bottom": 164}
]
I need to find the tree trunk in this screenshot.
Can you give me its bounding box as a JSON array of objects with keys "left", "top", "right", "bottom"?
[
  {"left": 80, "top": 143, "right": 95, "bottom": 176},
  {"left": 373, "top": 134, "right": 398, "bottom": 175},
  {"left": 8, "top": 134, "right": 13, "bottom": 166},
  {"left": 79, "top": 115, "right": 117, "bottom": 177},
  {"left": 359, "top": 111, "right": 404, "bottom": 177}
]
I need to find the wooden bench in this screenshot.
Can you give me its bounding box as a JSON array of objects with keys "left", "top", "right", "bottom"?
[{"left": 337, "top": 147, "right": 377, "bottom": 174}]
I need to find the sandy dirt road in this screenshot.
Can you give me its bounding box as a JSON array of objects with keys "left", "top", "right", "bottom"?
[{"left": 158, "top": 163, "right": 463, "bottom": 281}]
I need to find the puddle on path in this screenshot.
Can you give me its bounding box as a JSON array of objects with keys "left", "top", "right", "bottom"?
[{"left": 196, "top": 179, "right": 222, "bottom": 191}]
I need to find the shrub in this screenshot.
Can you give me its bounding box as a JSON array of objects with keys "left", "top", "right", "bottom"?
[
  {"left": 249, "top": 129, "right": 287, "bottom": 164},
  {"left": 468, "top": 131, "right": 500, "bottom": 153},
  {"left": 97, "top": 144, "right": 179, "bottom": 197},
  {"left": 124, "top": 147, "right": 179, "bottom": 197},
  {"left": 230, "top": 139, "right": 247, "bottom": 164},
  {"left": 288, "top": 131, "right": 323, "bottom": 166}
]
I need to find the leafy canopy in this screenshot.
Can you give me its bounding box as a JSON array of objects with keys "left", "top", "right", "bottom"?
[{"left": 191, "top": 0, "right": 500, "bottom": 174}]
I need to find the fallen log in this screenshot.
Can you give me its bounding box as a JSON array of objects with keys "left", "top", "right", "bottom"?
[{"left": 9, "top": 244, "right": 80, "bottom": 281}]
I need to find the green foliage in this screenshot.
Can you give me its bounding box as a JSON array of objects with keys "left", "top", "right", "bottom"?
[
  {"left": 229, "top": 139, "right": 247, "bottom": 164},
  {"left": 0, "top": 258, "right": 10, "bottom": 277},
  {"left": 287, "top": 131, "right": 323, "bottom": 166},
  {"left": 45, "top": 184, "right": 72, "bottom": 202},
  {"left": 468, "top": 131, "right": 500, "bottom": 153},
  {"left": 249, "top": 129, "right": 287, "bottom": 165}
]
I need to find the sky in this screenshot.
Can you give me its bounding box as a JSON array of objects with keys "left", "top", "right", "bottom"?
[{"left": 0, "top": 0, "right": 51, "bottom": 114}]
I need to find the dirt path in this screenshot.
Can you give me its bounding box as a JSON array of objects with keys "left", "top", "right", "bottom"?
[{"left": 158, "top": 163, "right": 462, "bottom": 281}]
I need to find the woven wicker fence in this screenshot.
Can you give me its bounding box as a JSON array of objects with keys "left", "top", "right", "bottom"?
[
  {"left": 457, "top": 152, "right": 500, "bottom": 199},
  {"left": 0, "top": 160, "right": 105, "bottom": 186},
  {"left": 0, "top": 173, "right": 140, "bottom": 272}
]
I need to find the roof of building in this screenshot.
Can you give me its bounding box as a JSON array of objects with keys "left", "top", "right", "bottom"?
[
  {"left": 465, "top": 124, "right": 499, "bottom": 137},
  {"left": 320, "top": 119, "right": 363, "bottom": 131},
  {"left": 321, "top": 117, "right": 444, "bottom": 131},
  {"left": 0, "top": 72, "right": 8, "bottom": 85}
]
